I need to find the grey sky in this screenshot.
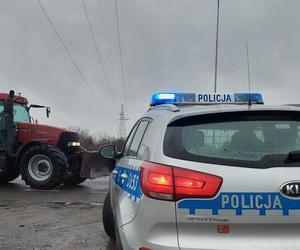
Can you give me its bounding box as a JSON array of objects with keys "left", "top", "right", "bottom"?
[{"left": 0, "top": 0, "right": 299, "bottom": 136}]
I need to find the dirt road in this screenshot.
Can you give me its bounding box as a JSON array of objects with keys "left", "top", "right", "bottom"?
[{"left": 0, "top": 177, "right": 114, "bottom": 250}]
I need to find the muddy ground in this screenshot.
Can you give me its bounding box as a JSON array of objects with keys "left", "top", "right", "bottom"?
[{"left": 0, "top": 177, "right": 115, "bottom": 250}]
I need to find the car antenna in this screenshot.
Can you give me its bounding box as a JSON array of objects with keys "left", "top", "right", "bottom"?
[{"left": 246, "top": 43, "right": 252, "bottom": 106}]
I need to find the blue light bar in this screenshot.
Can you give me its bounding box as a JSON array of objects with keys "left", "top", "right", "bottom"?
[
  {"left": 151, "top": 92, "right": 195, "bottom": 106},
  {"left": 234, "top": 93, "right": 263, "bottom": 103},
  {"left": 150, "top": 92, "right": 264, "bottom": 106}
]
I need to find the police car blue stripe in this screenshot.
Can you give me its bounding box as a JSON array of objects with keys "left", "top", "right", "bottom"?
[
  {"left": 178, "top": 192, "right": 300, "bottom": 216},
  {"left": 113, "top": 165, "right": 142, "bottom": 201}
]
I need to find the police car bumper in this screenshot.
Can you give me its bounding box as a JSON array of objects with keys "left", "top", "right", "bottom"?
[
  {"left": 119, "top": 222, "right": 180, "bottom": 250},
  {"left": 177, "top": 223, "right": 300, "bottom": 250}
]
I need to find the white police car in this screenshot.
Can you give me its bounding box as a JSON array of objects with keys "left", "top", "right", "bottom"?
[{"left": 100, "top": 92, "right": 300, "bottom": 250}]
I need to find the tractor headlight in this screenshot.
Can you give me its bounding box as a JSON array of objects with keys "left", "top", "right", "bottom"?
[{"left": 67, "top": 142, "right": 81, "bottom": 147}]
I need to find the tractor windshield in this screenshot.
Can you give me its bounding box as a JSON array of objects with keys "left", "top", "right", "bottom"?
[{"left": 14, "top": 103, "right": 30, "bottom": 124}]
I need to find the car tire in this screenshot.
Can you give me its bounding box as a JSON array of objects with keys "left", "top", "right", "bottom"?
[
  {"left": 20, "top": 145, "right": 67, "bottom": 190},
  {"left": 103, "top": 192, "right": 116, "bottom": 239}
]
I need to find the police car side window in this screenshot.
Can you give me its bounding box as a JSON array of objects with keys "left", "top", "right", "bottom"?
[
  {"left": 137, "top": 120, "right": 152, "bottom": 159},
  {"left": 127, "top": 121, "right": 149, "bottom": 158},
  {"left": 123, "top": 124, "right": 139, "bottom": 155}
]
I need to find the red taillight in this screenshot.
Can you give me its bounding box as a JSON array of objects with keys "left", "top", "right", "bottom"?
[
  {"left": 140, "top": 161, "right": 222, "bottom": 201},
  {"left": 174, "top": 167, "right": 222, "bottom": 200},
  {"left": 139, "top": 248, "right": 152, "bottom": 250},
  {"left": 140, "top": 162, "right": 174, "bottom": 201}
]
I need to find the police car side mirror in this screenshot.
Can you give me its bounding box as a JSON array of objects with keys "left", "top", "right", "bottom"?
[
  {"left": 99, "top": 145, "right": 117, "bottom": 160},
  {"left": 46, "top": 107, "right": 51, "bottom": 118}
]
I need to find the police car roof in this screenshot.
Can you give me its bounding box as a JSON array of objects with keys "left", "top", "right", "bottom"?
[{"left": 146, "top": 103, "right": 300, "bottom": 121}]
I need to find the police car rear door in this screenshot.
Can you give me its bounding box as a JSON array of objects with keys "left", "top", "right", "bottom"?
[
  {"left": 113, "top": 119, "right": 150, "bottom": 227},
  {"left": 163, "top": 110, "right": 300, "bottom": 250}
]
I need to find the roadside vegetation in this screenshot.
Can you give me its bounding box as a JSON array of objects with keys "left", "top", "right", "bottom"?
[{"left": 70, "top": 127, "right": 126, "bottom": 152}]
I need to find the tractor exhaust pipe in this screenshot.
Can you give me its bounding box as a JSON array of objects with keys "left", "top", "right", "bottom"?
[{"left": 4, "top": 90, "right": 16, "bottom": 156}]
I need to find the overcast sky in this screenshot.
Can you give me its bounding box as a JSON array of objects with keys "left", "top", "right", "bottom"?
[{"left": 1, "top": 0, "right": 300, "bottom": 136}]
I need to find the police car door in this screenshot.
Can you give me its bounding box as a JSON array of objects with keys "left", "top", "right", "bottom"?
[
  {"left": 113, "top": 119, "right": 150, "bottom": 227},
  {"left": 164, "top": 111, "right": 300, "bottom": 250}
]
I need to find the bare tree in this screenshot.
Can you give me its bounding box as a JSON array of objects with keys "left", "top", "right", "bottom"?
[{"left": 70, "top": 127, "right": 126, "bottom": 152}]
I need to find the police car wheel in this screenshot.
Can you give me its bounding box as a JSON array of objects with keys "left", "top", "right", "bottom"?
[{"left": 103, "top": 192, "right": 116, "bottom": 239}]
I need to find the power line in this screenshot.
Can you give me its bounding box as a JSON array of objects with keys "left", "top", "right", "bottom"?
[
  {"left": 214, "top": 0, "right": 220, "bottom": 93},
  {"left": 114, "top": 0, "right": 127, "bottom": 112},
  {"left": 246, "top": 43, "right": 251, "bottom": 94},
  {"left": 36, "top": 0, "right": 113, "bottom": 120},
  {"left": 98, "top": 0, "right": 110, "bottom": 45},
  {"left": 81, "top": 0, "right": 117, "bottom": 110}
]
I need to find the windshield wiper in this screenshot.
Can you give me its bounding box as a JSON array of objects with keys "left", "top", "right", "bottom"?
[{"left": 287, "top": 150, "right": 300, "bottom": 161}]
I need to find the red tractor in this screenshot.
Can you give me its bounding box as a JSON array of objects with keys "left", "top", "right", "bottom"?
[{"left": 0, "top": 90, "right": 88, "bottom": 189}]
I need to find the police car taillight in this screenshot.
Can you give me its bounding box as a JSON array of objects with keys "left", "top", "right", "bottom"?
[
  {"left": 141, "top": 162, "right": 174, "bottom": 201},
  {"left": 140, "top": 162, "right": 223, "bottom": 201},
  {"left": 174, "top": 167, "right": 222, "bottom": 200}
]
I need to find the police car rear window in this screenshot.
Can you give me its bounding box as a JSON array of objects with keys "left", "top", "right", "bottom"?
[{"left": 164, "top": 111, "right": 300, "bottom": 168}]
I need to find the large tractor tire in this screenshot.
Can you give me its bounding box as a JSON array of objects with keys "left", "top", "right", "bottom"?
[
  {"left": 0, "top": 167, "right": 20, "bottom": 184},
  {"left": 20, "top": 145, "right": 67, "bottom": 190}
]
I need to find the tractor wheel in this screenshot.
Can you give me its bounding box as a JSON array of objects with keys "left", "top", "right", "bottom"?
[
  {"left": 0, "top": 167, "right": 20, "bottom": 184},
  {"left": 20, "top": 145, "right": 67, "bottom": 190},
  {"left": 63, "top": 173, "right": 86, "bottom": 186},
  {"left": 103, "top": 192, "right": 116, "bottom": 239}
]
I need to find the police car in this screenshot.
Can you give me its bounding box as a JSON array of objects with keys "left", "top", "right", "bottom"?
[{"left": 100, "top": 92, "right": 300, "bottom": 250}]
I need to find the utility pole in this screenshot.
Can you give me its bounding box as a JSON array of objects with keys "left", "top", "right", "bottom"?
[
  {"left": 117, "top": 104, "right": 129, "bottom": 138},
  {"left": 214, "top": 0, "right": 220, "bottom": 93},
  {"left": 246, "top": 43, "right": 251, "bottom": 93}
]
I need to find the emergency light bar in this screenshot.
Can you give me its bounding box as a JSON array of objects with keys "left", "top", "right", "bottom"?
[{"left": 150, "top": 92, "right": 264, "bottom": 106}]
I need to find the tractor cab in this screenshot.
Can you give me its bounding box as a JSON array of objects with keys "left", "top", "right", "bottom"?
[
  {"left": 0, "top": 91, "right": 55, "bottom": 151},
  {"left": 0, "top": 93, "right": 30, "bottom": 146},
  {"left": 0, "top": 92, "right": 49, "bottom": 125}
]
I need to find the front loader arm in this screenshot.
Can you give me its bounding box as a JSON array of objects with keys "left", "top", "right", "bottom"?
[{"left": 80, "top": 148, "right": 114, "bottom": 179}]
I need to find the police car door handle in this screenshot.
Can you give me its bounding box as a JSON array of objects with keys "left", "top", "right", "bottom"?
[{"left": 120, "top": 173, "right": 128, "bottom": 179}]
